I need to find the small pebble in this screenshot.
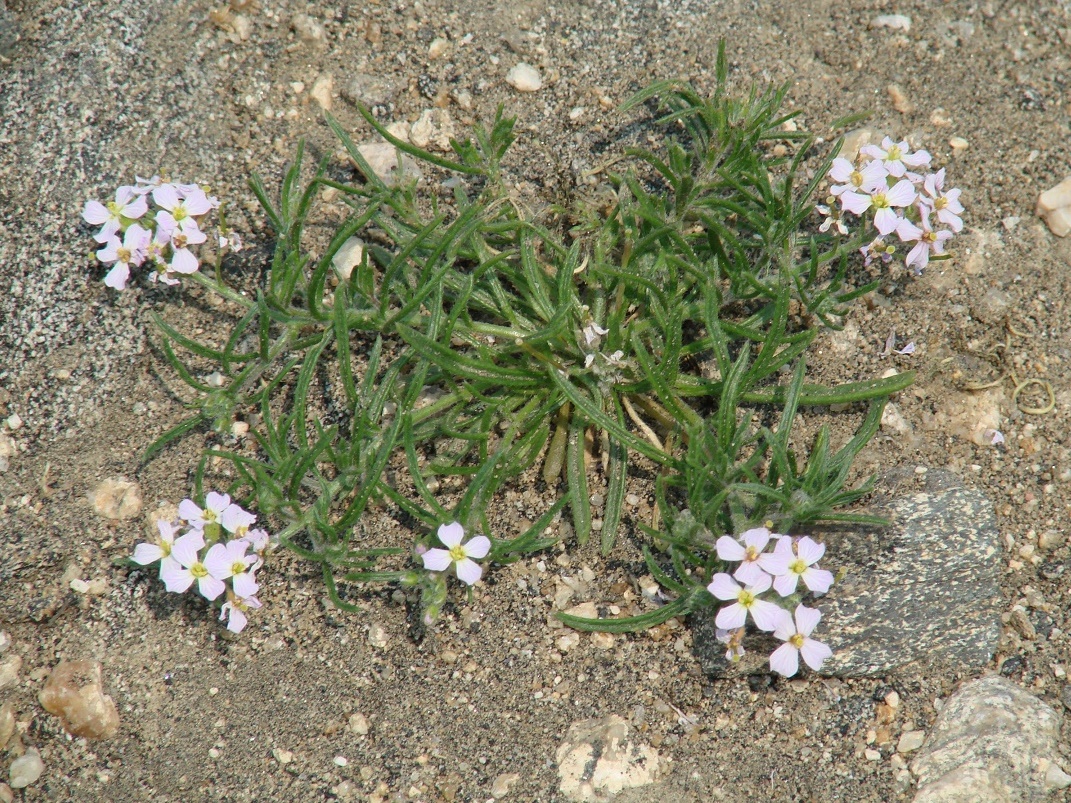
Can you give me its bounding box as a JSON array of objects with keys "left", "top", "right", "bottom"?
[
  {"left": 334, "top": 755, "right": 349, "bottom": 767},
  {"left": 897, "top": 730, "right": 926, "bottom": 753},
  {"left": 428, "top": 37, "right": 450, "bottom": 59},
  {"left": 273, "top": 748, "right": 294, "bottom": 765},
  {"left": 8, "top": 749, "right": 44, "bottom": 789},
  {"left": 864, "top": 748, "right": 882, "bottom": 761},
  {"left": 887, "top": 84, "right": 913, "bottom": 114},
  {"left": 871, "top": 13, "right": 911, "bottom": 32},
  {"left": 491, "top": 772, "right": 521, "bottom": 799},
  {"left": 348, "top": 713, "right": 369, "bottom": 735},
  {"left": 310, "top": 73, "right": 334, "bottom": 110},
  {"left": 208, "top": 748, "right": 221, "bottom": 759},
  {"left": 367, "top": 623, "right": 389, "bottom": 648},
  {"left": 949, "top": 136, "right": 969, "bottom": 152},
  {"left": 505, "top": 62, "right": 542, "bottom": 92}
]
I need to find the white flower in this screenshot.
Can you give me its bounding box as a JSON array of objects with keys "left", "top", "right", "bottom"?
[
  {"left": 204, "top": 539, "right": 260, "bottom": 598},
  {"left": 82, "top": 186, "right": 148, "bottom": 243},
  {"left": 160, "top": 530, "right": 226, "bottom": 600},
  {"left": 768, "top": 536, "right": 834, "bottom": 597},
  {"left": 716, "top": 626, "right": 746, "bottom": 662},
  {"left": 896, "top": 211, "right": 954, "bottom": 274},
  {"left": 421, "top": 522, "right": 491, "bottom": 585},
  {"left": 828, "top": 157, "right": 888, "bottom": 197},
  {"left": 918, "top": 168, "right": 964, "bottom": 232},
  {"left": 220, "top": 590, "right": 261, "bottom": 633},
  {"left": 769, "top": 604, "right": 833, "bottom": 677},
  {"left": 840, "top": 179, "right": 917, "bottom": 236},
  {"left": 179, "top": 492, "right": 232, "bottom": 532},
  {"left": 715, "top": 527, "right": 778, "bottom": 586},
  {"left": 153, "top": 184, "right": 211, "bottom": 237},
  {"left": 96, "top": 223, "right": 150, "bottom": 290},
  {"left": 860, "top": 137, "right": 932, "bottom": 178},
  {"left": 132, "top": 520, "right": 180, "bottom": 572},
  {"left": 707, "top": 572, "right": 790, "bottom": 632}
]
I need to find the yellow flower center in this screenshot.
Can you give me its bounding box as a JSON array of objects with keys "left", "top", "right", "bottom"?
[
  {"left": 789, "top": 558, "right": 807, "bottom": 575},
  {"left": 230, "top": 560, "right": 246, "bottom": 576},
  {"left": 789, "top": 634, "right": 805, "bottom": 649},
  {"left": 191, "top": 562, "right": 208, "bottom": 579},
  {"left": 738, "top": 590, "right": 755, "bottom": 608},
  {"left": 934, "top": 196, "right": 948, "bottom": 210},
  {"left": 159, "top": 540, "right": 172, "bottom": 558},
  {"left": 173, "top": 205, "right": 188, "bottom": 223},
  {"left": 106, "top": 200, "right": 122, "bottom": 216},
  {"left": 117, "top": 247, "right": 131, "bottom": 263},
  {"left": 850, "top": 170, "right": 864, "bottom": 188},
  {"left": 745, "top": 545, "right": 759, "bottom": 561},
  {"left": 922, "top": 231, "right": 937, "bottom": 244},
  {"left": 871, "top": 192, "right": 890, "bottom": 210},
  {"left": 886, "top": 144, "right": 903, "bottom": 161},
  {"left": 448, "top": 544, "right": 466, "bottom": 562}
]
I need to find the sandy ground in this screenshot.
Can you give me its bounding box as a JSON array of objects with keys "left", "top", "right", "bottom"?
[{"left": 2, "top": 0, "right": 1071, "bottom": 800}]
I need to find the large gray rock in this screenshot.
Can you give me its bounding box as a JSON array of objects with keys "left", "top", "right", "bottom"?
[
  {"left": 912, "top": 675, "right": 1070, "bottom": 802},
  {"left": 694, "top": 469, "right": 1002, "bottom": 678}
]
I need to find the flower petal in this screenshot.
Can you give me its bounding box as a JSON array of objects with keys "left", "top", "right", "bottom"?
[
  {"left": 773, "top": 572, "right": 799, "bottom": 597},
  {"left": 750, "top": 599, "right": 791, "bottom": 633},
  {"left": 793, "top": 604, "right": 822, "bottom": 637},
  {"left": 739, "top": 527, "right": 771, "bottom": 550},
  {"left": 802, "top": 567, "right": 834, "bottom": 595},
  {"left": 421, "top": 548, "right": 452, "bottom": 572},
  {"left": 707, "top": 573, "right": 740, "bottom": 601},
  {"left": 715, "top": 535, "right": 746, "bottom": 562},
  {"left": 800, "top": 637, "right": 833, "bottom": 671},
  {"left": 160, "top": 560, "right": 194, "bottom": 593},
  {"left": 104, "top": 262, "right": 131, "bottom": 291},
  {"left": 437, "top": 521, "right": 465, "bottom": 548},
  {"left": 133, "top": 543, "right": 163, "bottom": 565},
  {"left": 795, "top": 537, "right": 825, "bottom": 565},
  {"left": 232, "top": 571, "right": 259, "bottom": 599},
  {"left": 769, "top": 643, "right": 800, "bottom": 677},
  {"left": 714, "top": 603, "right": 746, "bottom": 630},
  {"left": 203, "top": 543, "right": 232, "bottom": 579},
  {"left": 197, "top": 575, "right": 227, "bottom": 601},
  {"left": 464, "top": 535, "right": 491, "bottom": 559},
  {"left": 455, "top": 558, "right": 483, "bottom": 585},
  {"left": 732, "top": 562, "right": 766, "bottom": 586}
]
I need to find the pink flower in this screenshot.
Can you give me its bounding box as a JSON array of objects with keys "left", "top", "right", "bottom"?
[
  {"left": 770, "top": 536, "right": 834, "bottom": 597},
  {"left": 860, "top": 137, "right": 932, "bottom": 178},
  {"left": 840, "top": 179, "right": 917, "bottom": 235},
  {"left": 716, "top": 627, "right": 746, "bottom": 662},
  {"left": 716, "top": 527, "right": 777, "bottom": 585},
  {"left": 160, "top": 530, "right": 226, "bottom": 600},
  {"left": 707, "top": 572, "right": 790, "bottom": 632},
  {"left": 918, "top": 168, "right": 964, "bottom": 232},
  {"left": 96, "top": 223, "right": 150, "bottom": 290},
  {"left": 133, "top": 520, "right": 180, "bottom": 572},
  {"left": 769, "top": 604, "right": 833, "bottom": 677},
  {"left": 828, "top": 157, "right": 888, "bottom": 197},
  {"left": 421, "top": 522, "right": 491, "bottom": 585},
  {"left": 204, "top": 539, "right": 259, "bottom": 598},
  {"left": 179, "top": 492, "right": 231, "bottom": 533},
  {"left": 220, "top": 590, "right": 262, "bottom": 633},
  {"left": 153, "top": 184, "right": 211, "bottom": 237},
  {"left": 82, "top": 185, "right": 148, "bottom": 243},
  {"left": 896, "top": 212, "right": 954, "bottom": 274}
]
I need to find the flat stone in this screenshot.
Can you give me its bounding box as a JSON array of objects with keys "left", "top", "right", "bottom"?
[
  {"left": 912, "top": 676, "right": 1067, "bottom": 802},
  {"left": 556, "top": 715, "right": 666, "bottom": 802},
  {"left": 694, "top": 469, "right": 1001, "bottom": 678}
]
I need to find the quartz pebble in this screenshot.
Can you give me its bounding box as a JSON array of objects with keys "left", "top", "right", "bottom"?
[
  {"left": 871, "top": 14, "right": 911, "bottom": 32},
  {"left": 0, "top": 655, "right": 21, "bottom": 692},
  {"left": 310, "top": 73, "right": 334, "bottom": 110},
  {"left": 332, "top": 236, "right": 365, "bottom": 282},
  {"left": 348, "top": 713, "right": 369, "bottom": 735},
  {"left": 1037, "top": 176, "right": 1071, "bottom": 237},
  {"left": 88, "top": 477, "right": 143, "bottom": 520},
  {"left": 506, "top": 63, "right": 542, "bottom": 92},
  {"left": 38, "top": 660, "right": 120, "bottom": 739},
  {"left": 8, "top": 749, "right": 44, "bottom": 790},
  {"left": 0, "top": 702, "right": 14, "bottom": 749},
  {"left": 897, "top": 730, "right": 926, "bottom": 753},
  {"left": 491, "top": 772, "right": 521, "bottom": 799}
]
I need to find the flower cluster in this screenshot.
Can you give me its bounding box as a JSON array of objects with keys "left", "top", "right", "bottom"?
[
  {"left": 819, "top": 137, "right": 964, "bottom": 273},
  {"left": 82, "top": 176, "right": 241, "bottom": 290},
  {"left": 132, "top": 492, "right": 273, "bottom": 633},
  {"left": 707, "top": 526, "right": 834, "bottom": 677}
]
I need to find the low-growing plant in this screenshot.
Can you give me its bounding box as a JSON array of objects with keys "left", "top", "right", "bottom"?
[{"left": 88, "top": 44, "right": 963, "bottom": 676}]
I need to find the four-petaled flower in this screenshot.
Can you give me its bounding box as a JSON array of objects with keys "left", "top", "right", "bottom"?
[
  {"left": 860, "top": 137, "right": 932, "bottom": 178},
  {"left": 769, "top": 536, "right": 834, "bottom": 597},
  {"left": 179, "top": 492, "right": 232, "bottom": 534},
  {"left": 153, "top": 184, "right": 211, "bottom": 237},
  {"left": 96, "top": 223, "right": 150, "bottom": 290},
  {"left": 132, "top": 520, "right": 180, "bottom": 574},
  {"left": 220, "top": 589, "right": 262, "bottom": 634},
  {"left": 204, "top": 539, "right": 259, "bottom": 599},
  {"left": 707, "top": 572, "right": 790, "bottom": 632},
  {"left": 897, "top": 211, "right": 954, "bottom": 274},
  {"left": 82, "top": 185, "right": 148, "bottom": 243},
  {"left": 919, "top": 168, "right": 964, "bottom": 232},
  {"left": 769, "top": 604, "right": 833, "bottom": 677},
  {"left": 421, "top": 522, "right": 491, "bottom": 585},
  {"left": 716, "top": 527, "right": 780, "bottom": 586},
  {"left": 840, "top": 179, "right": 916, "bottom": 236},
  {"left": 160, "top": 530, "right": 226, "bottom": 600}
]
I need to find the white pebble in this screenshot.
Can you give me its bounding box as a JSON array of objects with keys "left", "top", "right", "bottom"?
[
  {"left": 506, "top": 63, "right": 542, "bottom": 92},
  {"left": 334, "top": 755, "right": 349, "bottom": 767},
  {"left": 9, "top": 749, "right": 44, "bottom": 789},
  {"left": 870, "top": 14, "right": 911, "bottom": 32}
]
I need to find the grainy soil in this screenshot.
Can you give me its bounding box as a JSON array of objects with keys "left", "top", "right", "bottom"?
[{"left": 2, "top": 0, "right": 1071, "bottom": 801}]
